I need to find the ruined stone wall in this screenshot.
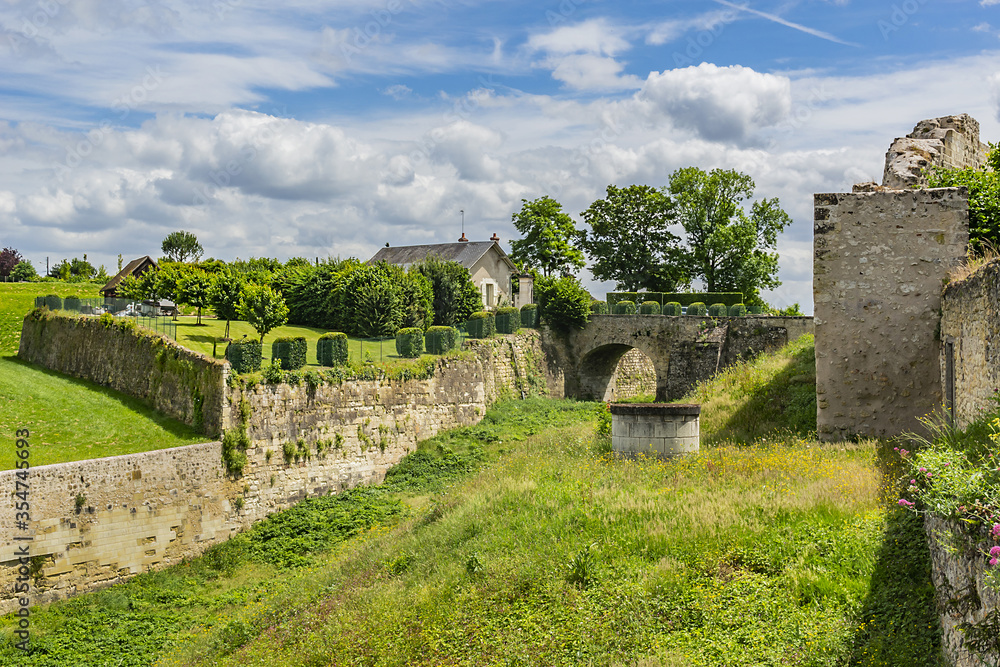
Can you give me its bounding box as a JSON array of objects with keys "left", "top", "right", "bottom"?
[
  {"left": 883, "top": 114, "right": 989, "bottom": 189},
  {"left": 614, "top": 349, "right": 656, "bottom": 399},
  {"left": 464, "top": 329, "right": 564, "bottom": 402},
  {"left": 813, "top": 188, "right": 969, "bottom": 440}
]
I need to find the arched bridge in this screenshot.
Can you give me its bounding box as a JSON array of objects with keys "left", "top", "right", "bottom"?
[{"left": 548, "top": 315, "right": 814, "bottom": 402}]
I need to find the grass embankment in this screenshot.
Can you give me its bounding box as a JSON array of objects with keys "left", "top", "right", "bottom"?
[
  {"left": 1, "top": 336, "right": 944, "bottom": 666},
  {"left": 0, "top": 282, "right": 103, "bottom": 355}
]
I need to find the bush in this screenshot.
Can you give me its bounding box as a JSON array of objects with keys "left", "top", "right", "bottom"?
[
  {"left": 226, "top": 339, "right": 263, "bottom": 374},
  {"left": 317, "top": 332, "right": 348, "bottom": 366},
  {"left": 749, "top": 305, "right": 766, "bottom": 315},
  {"left": 663, "top": 302, "right": 682, "bottom": 316},
  {"left": 395, "top": 327, "right": 425, "bottom": 358},
  {"left": 520, "top": 304, "right": 539, "bottom": 328},
  {"left": 271, "top": 336, "right": 307, "bottom": 370},
  {"left": 425, "top": 326, "right": 458, "bottom": 354},
  {"left": 590, "top": 301, "right": 608, "bottom": 315},
  {"left": 614, "top": 300, "right": 636, "bottom": 315},
  {"left": 495, "top": 307, "right": 520, "bottom": 334},
  {"left": 639, "top": 301, "right": 660, "bottom": 315},
  {"left": 607, "top": 292, "right": 743, "bottom": 309},
  {"left": 63, "top": 296, "right": 82, "bottom": 312},
  {"left": 34, "top": 296, "right": 45, "bottom": 309},
  {"left": 44, "top": 294, "right": 62, "bottom": 310},
  {"left": 708, "top": 303, "right": 728, "bottom": 317},
  {"left": 343, "top": 262, "right": 404, "bottom": 338},
  {"left": 687, "top": 302, "right": 707, "bottom": 316},
  {"left": 466, "top": 312, "right": 495, "bottom": 339},
  {"left": 730, "top": 303, "right": 748, "bottom": 316},
  {"left": 263, "top": 359, "right": 283, "bottom": 384},
  {"left": 535, "top": 275, "right": 591, "bottom": 333},
  {"left": 12, "top": 261, "right": 37, "bottom": 282}
]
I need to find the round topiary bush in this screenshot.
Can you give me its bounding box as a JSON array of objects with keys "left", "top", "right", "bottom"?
[
  {"left": 708, "top": 303, "right": 728, "bottom": 317},
  {"left": 590, "top": 301, "right": 609, "bottom": 315},
  {"left": 662, "top": 302, "right": 682, "bottom": 316},
  {"left": 748, "top": 305, "right": 765, "bottom": 315},
  {"left": 614, "top": 300, "right": 636, "bottom": 315},
  {"left": 639, "top": 301, "right": 660, "bottom": 315},
  {"left": 466, "top": 311, "right": 495, "bottom": 339},
  {"left": 395, "top": 327, "right": 425, "bottom": 357},
  {"left": 495, "top": 307, "right": 520, "bottom": 334},
  {"left": 520, "top": 304, "right": 539, "bottom": 328},
  {"left": 425, "top": 326, "right": 458, "bottom": 354},
  {"left": 63, "top": 296, "right": 82, "bottom": 312},
  {"left": 271, "top": 336, "right": 307, "bottom": 370},
  {"left": 729, "top": 303, "right": 748, "bottom": 317},
  {"left": 317, "top": 332, "right": 349, "bottom": 366},
  {"left": 687, "top": 302, "right": 707, "bottom": 316},
  {"left": 44, "top": 294, "right": 62, "bottom": 311}
]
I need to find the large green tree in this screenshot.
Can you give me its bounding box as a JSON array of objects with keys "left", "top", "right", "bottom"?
[
  {"left": 238, "top": 283, "right": 288, "bottom": 343},
  {"left": 509, "top": 196, "right": 585, "bottom": 276},
  {"left": 209, "top": 268, "right": 247, "bottom": 339},
  {"left": 177, "top": 269, "right": 212, "bottom": 325},
  {"left": 668, "top": 167, "right": 791, "bottom": 305},
  {"left": 413, "top": 257, "right": 482, "bottom": 327},
  {"left": 577, "top": 184, "right": 688, "bottom": 292},
  {"left": 927, "top": 145, "right": 1000, "bottom": 254},
  {"left": 161, "top": 230, "right": 204, "bottom": 263}
]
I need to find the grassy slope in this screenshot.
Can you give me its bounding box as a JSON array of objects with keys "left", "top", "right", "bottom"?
[{"left": 0, "top": 282, "right": 103, "bottom": 355}]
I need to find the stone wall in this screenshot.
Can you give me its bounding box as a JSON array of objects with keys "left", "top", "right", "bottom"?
[
  {"left": 813, "top": 188, "right": 969, "bottom": 440},
  {"left": 465, "top": 329, "right": 564, "bottom": 402},
  {"left": 614, "top": 349, "right": 656, "bottom": 399},
  {"left": 17, "top": 311, "right": 226, "bottom": 437},
  {"left": 924, "top": 515, "right": 1000, "bottom": 667},
  {"left": 883, "top": 114, "right": 989, "bottom": 189}
]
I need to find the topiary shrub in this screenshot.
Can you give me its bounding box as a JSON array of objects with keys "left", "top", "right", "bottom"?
[
  {"left": 271, "top": 336, "right": 307, "bottom": 370},
  {"left": 62, "top": 296, "right": 81, "bottom": 312},
  {"left": 34, "top": 296, "right": 45, "bottom": 309},
  {"left": 44, "top": 294, "right": 62, "bottom": 310},
  {"left": 425, "top": 326, "right": 458, "bottom": 354},
  {"left": 395, "top": 327, "right": 424, "bottom": 358},
  {"left": 495, "top": 307, "right": 520, "bottom": 334},
  {"left": 729, "top": 303, "right": 748, "bottom": 317},
  {"left": 687, "top": 302, "right": 707, "bottom": 316},
  {"left": 663, "top": 302, "right": 682, "bottom": 316},
  {"left": 613, "top": 300, "right": 636, "bottom": 315},
  {"left": 590, "top": 301, "right": 609, "bottom": 315},
  {"left": 520, "top": 304, "right": 539, "bottom": 328},
  {"left": 466, "top": 312, "right": 495, "bottom": 338},
  {"left": 317, "top": 332, "right": 349, "bottom": 366},
  {"left": 639, "top": 301, "right": 660, "bottom": 315},
  {"left": 226, "top": 339, "right": 263, "bottom": 374},
  {"left": 748, "top": 305, "right": 765, "bottom": 315},
  {"left": 708, "top": 303, "right": 728, "bottom": 317}
]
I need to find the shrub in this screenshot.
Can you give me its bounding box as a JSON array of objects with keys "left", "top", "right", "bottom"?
[
  {"left": 263, "top": 359, "right": 284, "bottom": 384},
  {"left": 466, "top": 312, "right": 495, "bottom": 339},
  {"left": 395, "top": 328, "right": 425, "bottom": 358},
  {"left": 34, "top": 296, "right": 45, "bottom": 308},
  {"left": 425, "top": 326, "right": 458, "bottom": 354},
  {"left": 44, "top": 294, "right": 62, "bottom": 310},
  {"left": 708, "top": 303, "right": 728, "bottom": 317},
  {"left": 749, "top": 305, "right": 765, "bottom": 315},
  {"left": 730, "top": 303, "right": 748, "bottom": 316},
  {"left": 271, "top": 336, "right": 307, "bottom": 370},
  {"left": 344, "top": 262, "right": 404, "bottom": 338},
  {"left": 639, "top": 301, "right": 660, "bottom": 315},
  {"left": 520, "top": 304, "right": 539, "bottom": 328},
  {"left": 614, "top": 300, "right": 636, "bottom": 315},
  {"left": 317, "top": 332, "right": 349, "bottom": 366},
  {"left": 535, "top": 275, "right": 591, "bottom": 333},
  {"left": 62, "top": 296, "right": 82, "bottom": 312},
  {"left": 495, "top": 307, "right": 520, "bottom": 334},
  {"left": 687, "top": 302, "right": 707, "bottom": 316},
  {"left": 590, "top": 301, "right": 608, "bottom": 315},
  {"left": 663, "top": 302, "right": 682, "bottom": 316},
  {"left": 608, "top": 292, "right": 743, "bottom": 308},
  {"left": 11, "top": 260, "right": 37, "bottom": 282},
  {"left": 226, "top": 339, "right": 263, "bottom": 374}
]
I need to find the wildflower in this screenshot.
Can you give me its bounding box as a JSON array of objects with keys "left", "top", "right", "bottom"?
[
  {"left": 943, "top": 462, "right": 950, "bottom": 467},
  {"left": 919, "top": 467, "right": 927, "bottom": 473},
  {"left": 898, "top": 499, "right": 915, "bottom": 507},
  {"left": 991, "top": 558, "right": 1000, "bottom": 567},
  {"left": 910, "top": 480, "right": 916, "bottom": 485},
  {"left": 991, "top": 546, "right": 1000, "bottom": 557},
  {"left": 992, "top": 524, "right": 1000, "bottom": 538},
  {"left": 927, "top": 472, "right": 933, "bottom": 478}
]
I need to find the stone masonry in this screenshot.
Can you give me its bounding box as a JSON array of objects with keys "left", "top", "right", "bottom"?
[{"left": 883, "top": 114, "right": 989, "bottom": 189}]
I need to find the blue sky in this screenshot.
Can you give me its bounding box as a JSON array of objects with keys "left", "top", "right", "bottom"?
[{"left": 1, "top": 0, "right": 999, "bottom": 311}]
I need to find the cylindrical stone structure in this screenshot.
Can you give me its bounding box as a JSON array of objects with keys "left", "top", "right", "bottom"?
[{"left": 609, "top": 403, "right": 700, "bottom": 458}]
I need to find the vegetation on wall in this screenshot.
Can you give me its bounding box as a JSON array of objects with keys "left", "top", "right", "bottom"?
[{"left": 928, "top": 145, "right": 1000, "bottom": 255}]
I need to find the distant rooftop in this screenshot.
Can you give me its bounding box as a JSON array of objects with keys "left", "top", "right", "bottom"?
[{"left": 368, "top": 241, "right": 516, "bottom": 271}]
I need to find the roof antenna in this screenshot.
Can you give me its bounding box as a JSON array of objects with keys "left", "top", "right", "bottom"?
[{"left": 458, "top": 209, "right": 468, "bottom": 242}]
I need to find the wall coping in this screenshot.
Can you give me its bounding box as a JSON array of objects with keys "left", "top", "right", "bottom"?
[{"left": 610, "top": 403, "right": 700, "bottom": 416}]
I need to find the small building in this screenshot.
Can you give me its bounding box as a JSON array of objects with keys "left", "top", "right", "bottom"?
[
  {"left": 368, "top": 234, "right": 533, "bottom": 309},
  {"left": 100, "top": 256, "right": 158, "bottom": 299}
]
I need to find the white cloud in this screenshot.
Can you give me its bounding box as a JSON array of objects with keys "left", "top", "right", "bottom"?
[
  {"left": 547, "top": 54, "right": 642, "bottom": 91},
  {"left": 526, "top": 19, "right": 630, "bottom": 56}
]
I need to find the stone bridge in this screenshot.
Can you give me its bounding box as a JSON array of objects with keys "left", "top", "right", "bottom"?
[{"left": 544, "top": 315, "right": 814, "bottom": 402}]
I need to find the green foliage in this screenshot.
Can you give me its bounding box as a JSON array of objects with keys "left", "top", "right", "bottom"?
[
  {"left": 589, "top": 300, "right": 608, "bottom": 315},
  {"left": 263, "top": 358, "right": 283, "bottom": 384},
  {"left": 0, "top": 246, "right": 23, "bottom": 278},
  {"left": 344, "top": 261, "right": 404, "bottom": 338},
  {"left": 613, "top": 300, "right": 636, "bottom": 315},
  {"left": 686, "top": 301, "right": 707, "bottom": 316},
  {"left": 221, "top": 428, "right": 249, "bottom": 476},
  {"left": 11, "top": 260, "right": 37, "bottom": 281},
  {"left": 400, "top": 268, "right": 434, "bottom": 331},
  {"left": 927, "top": 146, "right": 1000, "bottom": 254},
  {"left": 774, "top": 303, "right": 805, "bottom": 316},
  {"left": 226, "top": 339, "right": 263, "bottom": 374},
  {"left": 394, "top": 327, "right": 425, "bottom": 358},
  {"left": 663, "top": 301, "right": 682, "bottom": 316},
  {"left": 708, "top": 303, "right": 728, "bottom": 317},
  {"left": 317, "top": 332, "right": 349, "bottom": 366},
  {"left": 466, "top": 311, "right": 495, "bottom": 339},
  {"left": 424, "top": 326, "right": 458, "bottom": 354},
  {"left": 494, "top": 306, "right": 520, "bottom": 334},
  {"left": 566, "top": 543, "right": 598, "bottom": 589},
  {"left": 44, "top": 294, "right": 62, "bottom": 310},
  {"left": 238, "top": 283, "right": 289, "bottom": 343},
  {"left": 639, "top": 300, "right": 660, "bottom": 315},
  {"left": 534, "top": 274, "right": 591, "bottom": 333},
  {"left": 271, "top": 336, "right": 307, "bottom": 370},
  {"left": 413, "top": 256, "right": 482, "bottom": 327},
  {"left": 607, "top": 292, "right": 743, "bottom": 308},
  {"left": 729, "top": 303, "right": 748, "bottom": 316},
  {"left": 277, "top": 258, "right": 361, "bottom": 331},
  {"left": 161, "top": 230, "right": 204, "bottom": 263},
  {"left": 509, "top": 195, "right": 586, "bottom": 276},
  {"left": 63, "top": 295, "right": 81, "bottom": 312},
  {"left": 209, "top": 268, "right": 247, "bottom": 338},
  {"left": 177, "top": 268, "right": 212, "bottom": 325},
  {"left": 520, "top": 303, "right": 539, "bottom": 327}
]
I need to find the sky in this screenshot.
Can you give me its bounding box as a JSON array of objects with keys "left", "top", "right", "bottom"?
[{"left": 1, "top": 0, "right": 999, "bottom": 312}]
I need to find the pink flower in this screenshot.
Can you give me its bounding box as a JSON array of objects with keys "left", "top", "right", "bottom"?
[
  {"left": 910, "top": 480, "right": 916, "bottom": 485},
  {"left": 927, "top": 472, "right": 933, "bottom": 478},
  {"left": 991, "top": 558, "right": 999, "bottom": 567},
  {"left": 943, "top": 462, "right": 950, "bottom": 467},
  {"left": 992, "top": 524, "right": 1000, "bottom": 538},
  {"left": 990, "top": 546, "right": 1000, "bottom": 557},
  {"left": 919, "top": 468, "right": 927, "bottom": 473},
  {"left": 898, "top": 499, "right": 915, "bottom": 507}
]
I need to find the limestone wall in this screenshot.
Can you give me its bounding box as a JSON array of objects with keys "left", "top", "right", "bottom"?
[
  {"left": 883, "top": 114, "right": 989, "bottom": 189},
  {"left": 813, "top": 188, "right": 969, "bottom": 440},
  {"left": 465, "top": 329, "right": 564, "bottom": 402},
  {"left": 614, "top": 349, "right": 656, "bottom": 399}
]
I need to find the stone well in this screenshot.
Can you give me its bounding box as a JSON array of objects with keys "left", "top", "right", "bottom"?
[{"left": 609, "top": 403, "right": 700, "bottom": 458}]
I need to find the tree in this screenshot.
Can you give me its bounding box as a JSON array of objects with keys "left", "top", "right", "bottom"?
[
  {"left": 0, "top": 247, "right": 24, "bottom": 278},
  {"left": 399, "top": 267, "right": 434, "bottom": 331},
  {"left": 238, "top": 283, "right": 288, "bottom": 343},
  {"left": 668, "top": 167, "right": 791, "bottom": 306},
  {"left": 577, "top": 185, "right": 688, "bottom": 292},
  {"left": 178, "top": 269, "right": 212, "bottom": 325},
  {"left": 10, "top": 261, "right": 37, "bottom": 282},
  {"left": 209, "top": 268, "right": 247, "bottom": 339},
  {"left": 534, "top": 274, "right": 591, "bottom": 333},
  {"left": 927, "top": 146, "right": 1000, "bottom": 254},
  {"left": 343, "top": 262, "right": 404, "bottom": 338},
  {"left": 161, "top": 230, "right": 204, "bottom": 263},
  {"left": 413, "top": 257, "right": 482, "bottom": 327},
  {"left": 509, "top": 196, "right": 585, "bottom": 276}
]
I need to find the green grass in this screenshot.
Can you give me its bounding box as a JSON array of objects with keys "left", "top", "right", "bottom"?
[{"left": 0, "top": 282, "right": 103, "bottom": 354}]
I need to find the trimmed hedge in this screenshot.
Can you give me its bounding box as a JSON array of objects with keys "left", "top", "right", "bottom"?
[
  {"left": 729, "top": 303, "right": 748, "bottom": 316},
  {"left": 613, "top": 300, "right": 636, "bottom": 315},
  {"left": 607, "top": 292, "right": 743, "bottom": 308},
  {"left": 44, "top": 294, "right": 62, "bottom": 310},
  {"left": 34, "top": 296, "right": 44, "bottom": 309},
  {"left": 425, "top": 326, "right": 458, "bottom": 354},
  {"left": 520, "top": 304, "right": 539, "bottom": 328},
  {"left": 466, "top": 312, "right": 495, "bottom": 339},
  {"left": 317, "top": 332, "right": 349, "bottom": 366},
  {"left": 748, "top": 305, "right": 766, "bottom": 315},
  {"left": 227, "top": 339, "right": 263, "bottom": 374},
  {"left": 639, "top": 301, "right": 660, "bottom": 315},
  {"left": 662, "top": 302, "right": 682, "bottom": 316},
  {"left": 395, "top": 328, "right": 424, "bottom": 358},
  {"left": 271, "top": 336, "right": 307, "bottom": 370},
  {"left": 590, "top": 301, "right": 609, "bottom": 315},
  {"left": 708, "top": 303, "right": 728, "bottom": 317},
  {"left": 687, "top": 302, "right": 707, "bottom": 316},
  {"left": 495, "top": 307, "right": 520, "bottom": 334},
  {"left": 63, "top": 296, "right": 82, "bottom": 312}
]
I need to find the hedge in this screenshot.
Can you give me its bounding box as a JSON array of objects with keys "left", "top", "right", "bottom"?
[
  {"left": 466, "top": 312, "right": 495, "bottom": 338},
  {"left": 395, "top": 328, "right": 424, "bottom": 358},
  {"left": 271, "top": 336, "right": 307, "bottom": 370},
  {"left": 317, "top": 332, "right": 349, "bottom": 366},
  {"left": 63, "top": 296, "right": 82, "bottom": 312},
  {"left": 729, "top": 303, "right": 748, "bottom": 316},
  {"left": 613, "top": 300, "right": 636, "bottom": 315},
  {"left": 495, "top": 307, "right": 520, "bottom": 334},
  {"left": 607, "top": 292, "right": 743, "bottom": 308},
  {"left": 749, "top": 305, "right": 766, "bottom": 315},
  {"left": 227, "top": 339, "right": 263, "bottom": 374},
  {"left": 520, "top": 304, "right": 539, "bottom": 328},
  {"left": 708, "top": 303, "right": 728, "bottom": 317},
  {"left": 44, "top": 294, "right": 62, "bottom": 310},
  {"left": 639, "top": 301, "right": 660, "bottom": 315},
  {"left": 425, "top": 326, "right": 458, "bottom": 354},
  {"left": 686, "top": 302, "right": 707, "bottom": 316},
  {"left": 662, "top": 302, "right": 682, "bottom": 316},
  {"left": 590, "top": 301, "right": 609, "bottom": 315}
]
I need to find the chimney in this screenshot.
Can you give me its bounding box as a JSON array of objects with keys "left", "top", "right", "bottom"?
[
  {"left": 458, "top": 233, "right": 468, "bottom": 243},
  {"left": 490, "top": 233, "right": 500, "bottom": 242}
]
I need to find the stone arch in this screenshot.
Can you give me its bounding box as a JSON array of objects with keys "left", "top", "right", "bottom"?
[{"left": 577, "top": 342, "right": 666, "bottom": 402}]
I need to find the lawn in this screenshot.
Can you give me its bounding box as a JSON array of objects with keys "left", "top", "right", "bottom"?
[{"left": 0, "top": 282, "right": 103, "bottom": 355}]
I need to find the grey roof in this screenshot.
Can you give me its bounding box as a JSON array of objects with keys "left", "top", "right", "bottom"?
[{"left": 368, "top": 241, "right": 516, "bottom": 271}]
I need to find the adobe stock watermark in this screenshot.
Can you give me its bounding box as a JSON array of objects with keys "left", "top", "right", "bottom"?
[
  {"left": 337, "top": 0, "right": 447, "bottom": 64},
  {"left": 671, "top": 11, "right": 739, "bottom": 68},
  {"left": 545, "top": 0, "right": 587, "bottom": 27},
  {"left": 878, "top": 0, "right": 929, "bottom": 40},
  {"left": 13, "top": 428, "right": 32, "bottom": 654}
]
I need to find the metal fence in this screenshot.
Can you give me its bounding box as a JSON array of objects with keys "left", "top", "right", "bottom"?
[{"left": 35, "top": 295, "right": 177, "bottom": 340}]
